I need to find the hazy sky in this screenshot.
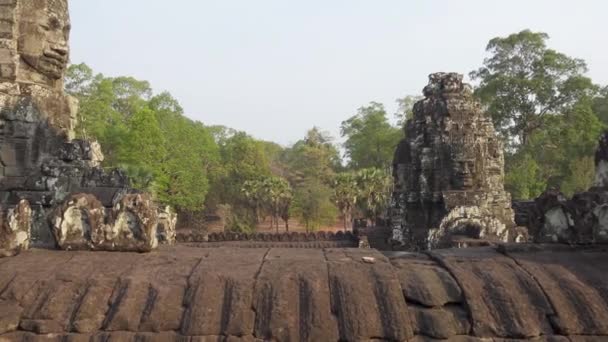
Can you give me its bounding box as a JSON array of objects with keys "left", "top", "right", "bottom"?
[{"left": 69, "top": 0, "right": 607, "bottom": 146}]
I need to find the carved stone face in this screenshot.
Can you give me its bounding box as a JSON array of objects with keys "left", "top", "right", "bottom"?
[
  {"left": 452, "top": 158, "right": 474, "bottom": 190},
  {"left": 18, "top": 0, "right": 70, "bottom": 81}
]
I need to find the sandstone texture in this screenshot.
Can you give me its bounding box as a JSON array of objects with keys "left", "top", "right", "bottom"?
[
  {"left": 0, "top": 199, "right": 30, "bottom": 257},
  {"left": 392, "top": 73, "right": 523, "bottom": 250},
  {"left": 52, "top": 193, "right": 158, "bottom": 252},
  {"left": 157, "top": 206, "right": 177, "bottom": 244},
  {"left": 0, "top": 245, "right": 605, "bottom": 340}
]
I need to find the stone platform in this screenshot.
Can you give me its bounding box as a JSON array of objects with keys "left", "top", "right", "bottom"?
[{"left": 0, "top": 245, "right": 607, "bottom": 341}]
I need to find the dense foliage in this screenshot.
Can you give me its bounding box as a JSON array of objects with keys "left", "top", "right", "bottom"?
[
  {"left": 471, "top": 30, "right": 605, "bottom": 198},
  {"left": 341, "top": 102, "right": 403, "bottom": 170},
  {"left": 66, "top": 64, "right": 219, "bottom": 211},
  {"left": 66, "top": 29, "right": 607, "bottom": 230}
]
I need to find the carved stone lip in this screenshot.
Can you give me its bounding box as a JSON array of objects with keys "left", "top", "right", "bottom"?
[
  {"left": 42, "top": 50, "right": 68, "bottom": 66},
  {"left": 39, "top": 51, "right": 68, "bottom": 78}
]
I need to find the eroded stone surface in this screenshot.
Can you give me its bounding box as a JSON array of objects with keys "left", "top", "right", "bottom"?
[
  {"left": 0, "top": 199, "right": 30, "bottom": 257},
  {"left": 431, "top": 247, "right": 555, "bottom": 338},
  {"left": 52, "top": 193, "right": 158, "bottom": 252},
  {"left": 0, "top": 245, "right": 604, "bottom": 340},
  {"left": 392, "top": 72, "right": 522, "bottom": 250},
  {"left": 503, "top": 245, "right": 608, "bottom": 336},
  {"left": 157, "top": 206, "right": 176, "bottom": 244}
]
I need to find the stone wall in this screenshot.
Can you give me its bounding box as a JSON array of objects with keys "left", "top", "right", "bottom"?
[{"left": 177, "top": 230, "right": 359, "bottom": 248}]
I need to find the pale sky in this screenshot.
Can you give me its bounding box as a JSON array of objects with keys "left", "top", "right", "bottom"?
[{"left": 69, "top": 0, "right": 607, "bottom": 146}]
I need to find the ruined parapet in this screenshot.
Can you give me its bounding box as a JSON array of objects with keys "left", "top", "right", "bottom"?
[
  {"left": 513, "top": 132, "right": 608, "bottom": 244},
  {"left": 0, "top": 199, "right": 31, "bottom": 257},
  {"left": 176, "top": 230, "right": 359, "bottom": 248},
  {"left": 514, "top": 188, "right": 608, "bottom": 244},
  {"left": 52, "top": 193, "right": 158, "bottom": 252},
  {"left": 392, "top": 72, "right": 522, "bottom": 250}
]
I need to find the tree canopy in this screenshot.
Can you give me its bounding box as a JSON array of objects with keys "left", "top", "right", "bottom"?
[
  {"left": 470, "top": 30, "right": 596, "bottom": 149},
  {"left": 341, "top": 102, "right": 403, "bottom": 170},
  {"left": 469, "top": 30, "right": 605, "bottom": 199}
]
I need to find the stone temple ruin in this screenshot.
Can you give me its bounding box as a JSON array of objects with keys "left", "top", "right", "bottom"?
[
  {"left": 0, "top": 1, "right": 608, "bottom": 341},
  {"left": 0, "top": 0, "right": 173, "bottom": 255},
  {"left": 391, "top": 73, "right": 524, "bottom": 250},
  {"left": 512, "top": 131, "right": 608, "bottom": 245}
]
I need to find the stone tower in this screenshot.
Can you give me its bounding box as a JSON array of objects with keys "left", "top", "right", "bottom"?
[
  {"left": 0, "top": 0, "right": 139, "bottom": 249},
  {"left": 392, "top": 72, "right": 522, "bottom": 250}
]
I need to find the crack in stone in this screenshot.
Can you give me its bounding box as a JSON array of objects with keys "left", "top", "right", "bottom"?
[
  {"left": 425, "top": 252, "right": 475, "bottom": 336},
  {"left": 497, "top": 246, "right": 561, "bottom": 336}
]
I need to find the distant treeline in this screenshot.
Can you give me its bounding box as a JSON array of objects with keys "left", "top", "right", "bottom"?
[
  {"left": 65, "top": 64, "right": 400, "bottom": 231},
  {"left": 65, "top": 29, "right": 608, "bottom": 231}
]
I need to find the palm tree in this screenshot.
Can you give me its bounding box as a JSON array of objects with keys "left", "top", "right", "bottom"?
[
  {"left": 356, "top": 168, "right": 392, "bottom": 226},
  {"left": 243, "top": 176, "right": 293, "bottom": 232},
  {"left": 333, "top": 172, "right": 359, "bottom": 229},
  {"left": 261, "top": 177, "right": 292, "bottom": 232}
]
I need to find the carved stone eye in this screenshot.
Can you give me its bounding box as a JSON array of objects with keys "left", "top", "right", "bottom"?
[{"left": 49, "top": 17, "right": 61, "bottom": 30}]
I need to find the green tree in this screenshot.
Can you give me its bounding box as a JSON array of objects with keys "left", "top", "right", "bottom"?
[
  {"left": 505, "top": 96, "right": 604, "bottom": 198},
  {"left": 242, "top": 179, "right": 265, "bottom": 224},
  {"left": 505, "top": 153, "right": 546, "bottom": 200},
  {"left": 395, "top": 95, "right": 422, "bottom": 127},
  {"left": 264, "top": 177, "right": 293, "bottom": 232},
  {"left": 594, "top": 87, "right": 608, "bottom": 125},
  {"left": 291, "top": 179, "right": 337, "bottom": 232},
  {"left": 244, "top": 177, "right": 293, "bottom": 232},
  {"left": 470, "top": 30, "right": 596, "bottom": 148},
  {"left": 560, "top": 157, "right": 595, "bottom": 197},
  {"left": 150, "top": 93, "right": 219, "bottom": 210},
  {"left": 110, "top": 76, "right": 152, "bottom": 118},
  {"left": 341, "top": 102, "right": 403, "bottom": 169},
  {"left": 208, "top": 132, "right": 272, "bottom": 228},
  {"left": 355, "top": 168, "right": 392, "bottom": 225},
  {"left": 119, "top": 107, "right": 167, "bottom": 190},
  {"left": 64, "top": 63, "right": 95, "bottom": 96},
  {"left": 65, "top": 63, "right": 220, "bottom": 212},
  {"left": 282, "top": 127, "right": 342, "bottom": 185},
  {"left": 333, "top": 172, "right": 359, "bottom": 229}
]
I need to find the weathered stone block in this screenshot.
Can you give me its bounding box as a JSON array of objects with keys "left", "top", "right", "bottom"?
[
  {"left": 0, "top": 199, "right": 31, "bottom": 257},
  {"left": 157, "top": 206, "right": 177, "bottom": 244},
  {"left": 52, "top": 193, "right": 158, "bottom": 252},
  {"left": 0, "top": 64, "right": 15, "bottom": 79}
]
